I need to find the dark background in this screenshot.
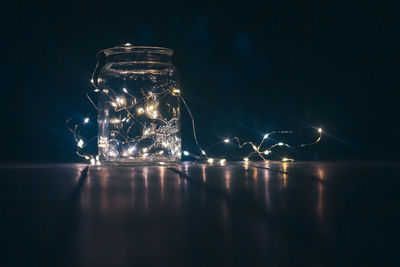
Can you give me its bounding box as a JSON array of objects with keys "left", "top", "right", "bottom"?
[{"left": 1, "top": 0, "right": 397, "bottom": 162}]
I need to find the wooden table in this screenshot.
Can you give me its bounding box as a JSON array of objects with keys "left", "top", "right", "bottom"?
[{"left": 1, "top": 162, "right": 399, "bottom": 266}]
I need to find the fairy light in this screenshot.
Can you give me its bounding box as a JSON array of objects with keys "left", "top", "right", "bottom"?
[
  {"left": 137, "top": 107, "right": 144, "bottom": 114},
  {"left": 109, "top": 118, "right": 121, "bottom": 124},
  {"left": 77, "top": 139, "right": 84, "bottom": 148},
  {"left": 68, "top": 44, "right": 323, "bottom": 165},
  {"left": 172, "top": 88, "right": 180, "bottom": 95}
]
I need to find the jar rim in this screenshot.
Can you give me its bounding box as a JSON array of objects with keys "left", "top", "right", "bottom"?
[{"left": 101, "top": 45, "right": 174, "bottom": 56}]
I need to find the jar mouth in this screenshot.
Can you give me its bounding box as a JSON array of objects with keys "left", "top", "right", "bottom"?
[{"left": 101, "top": 45, "right": 174, "bottom": 57}]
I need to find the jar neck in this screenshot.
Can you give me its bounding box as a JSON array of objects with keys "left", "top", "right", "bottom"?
[{"left": 98, "top": 46, "right": 174, "bottom": 64}]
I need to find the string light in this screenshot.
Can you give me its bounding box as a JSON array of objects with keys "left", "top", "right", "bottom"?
[
  {"left": 77, "top": 139, "right": 84, "bottom": 148},
  {"left": 68, "top": 46, "right": 323, "bottom": 165}
]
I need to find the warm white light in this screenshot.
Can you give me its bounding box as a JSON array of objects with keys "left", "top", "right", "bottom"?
[
  {"left": 172, "top": 88, "right": 180, "bottom": 95},
  {"left": 278, "top": 142, "right": 284, "bottom": 146},
  {"left": 77, "top": 139, "right": 84, "bottom": 148},
  {"left": 318, "top": 128, "right": 322, "bottom": 133},
  {"left": 220, "top": 159, "right": 226, "bottom": 164},
  {"left": 137, "top": 107, "right": 144, "bottom": 114},
  {"left": 128, "top": 146, "right": 136, "bottom": 153},
  {"left": 183, "top": 151, "right": 189, "bottom": 156},
  {"left": 125, "top": 43, "right": 132, "bottom": 46},
  {"left": 83, "top": 117, "right": 89, "bottom": 124},
  {"left": 224, "top": 139, "right": 230, "bottom": 143},
  {"left": 110, "top": 118, "right": 121, "bottom": 124},
  {"left": 264, "top": 150, "right": 270, "bottom": 155},
  {"left": 90, "top": 79, "right": 94, "bottom": 84},
  {"left": 201, "top": 150, "right": 206, "bottom": 155},
  {"left": 264, "top": 133, "right": 269, "bottom": 139},
  {"left": 90, "top": 158, "right": 96, "bottom": 165},
  {"left": 116, "top": 97, "right": 125, "bottom": 105},
  {"left": 162, "top": 142, "right": 169, "bottom": 148},
  {"left": 96, "top": 155, "right": 99, "bottom": 161},
  {"left": 244, "top": 157, "right": 249, "bottom": 162},
  {"left": 84, "top": 156, "right": 90, "bottom": 160},
  {"left": 111, "top": 102, "right": 117, "bottom": 107},
  {"left": 252, "top": 145, "right": 257, "bottom": 150},
  {"left": 102, "top": 89, "right": 109, "bottom": 93},
  {"left": 207, "top": 158, "right": 214, "bottom": 163},
  {"left": 142, "top": 148, "right": 148, "bottom": 153},
  {"left": 159, "top": 162, "right": 165, "bottom": 165}
]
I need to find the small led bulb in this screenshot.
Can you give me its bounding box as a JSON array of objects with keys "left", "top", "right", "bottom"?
[
  {"left": 90, "top": 158, "right": 96, "bottom": 165},
  {"left": 83, "top": 117, "right": 89, "bottom": 124},
  {"left": 224, "top": 139, "right": 230, "bottom": 143},
  {"left": 125, "top": 43, "right": 132, "bottom": 46},
  {"left": 264, "top": 150, "right": 270, "bottom": 155},
  {"left": 220, "top": 159, "right": 226, "bottom": 164},
  {"left": 137, "top": 107, "right": 144, "bottom": 114},
  {"left": 278, "top": 142, "right": 284, "bottom": 146},
  {"left": 244, "top": 157, "right": 249, "bottom": 162},
  {"left": 172, "top": 88, "right": 180, "bottom": 95},
  {"left": 90, "top": 79, "right": 94, "bottom": 84},
  {"left": 252, "top": 145, "right": 257, "bottom": 150},
  {"left": 201, "top": 150, "right": 206, "bottom": 155},
  {"left": 123, "top": 88, "right": 128, "bottom": 93},
  {"left": 183, "top": 151, "right": 189, "bottom": 156},
  {"left": 207, "top": 158, "right": 214, "bottom": 163},
  {"left": 318, "top": 128, "right": 322, "bottom": 133},
  {"left": 264, "top": 133, "right": 269, "bottom": 139},
  {"left": 77, "top": 139, "right": 84, "bottom": 148}
]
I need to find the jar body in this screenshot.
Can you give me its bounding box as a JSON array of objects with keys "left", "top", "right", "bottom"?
[{"left": 94, "top": 46, "right": 181, "bottom": 165}]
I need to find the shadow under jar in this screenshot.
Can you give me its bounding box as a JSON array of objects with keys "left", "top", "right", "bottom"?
[{"left": 93, "top": 45, "right": 182, "bottom": 165}]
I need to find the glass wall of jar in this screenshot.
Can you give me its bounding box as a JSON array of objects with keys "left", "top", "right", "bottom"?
[{"left": 92, "top": 45, "right": 181, "bottom": 165}]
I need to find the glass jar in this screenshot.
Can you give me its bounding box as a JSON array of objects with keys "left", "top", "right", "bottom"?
[{"left": 92, "top": 45, "right": 181, "bottom": 165}]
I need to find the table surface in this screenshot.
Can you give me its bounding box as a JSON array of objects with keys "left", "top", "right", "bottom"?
[{"left": 1, "top": 161, "right": 399, "bottom": 266}]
